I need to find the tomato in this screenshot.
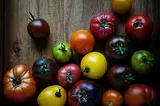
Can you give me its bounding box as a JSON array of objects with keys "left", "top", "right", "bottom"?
[
  {"left": 124, "top": 84, "right": 156, "bottom": 106},
  {"left": 112, "top": 0, "right": 132, "bottom": 14},
  {"left": 68, "top": 80, "right": 101, "bottom": 106},
  {"left": 57, "top": 64, "right": 81, "bottom": 87},
  {"left": 131, "top": 50, "right": 154, "bottom": 75},
  {"left": 27, "top": 12, "right": 50, "bottom": 41},
  {"left": 52, "top": 42, "right": 72, "bottom": 63},
  {"left": 37, "top": 85, "right": 67, "bottom": 106},
  {"left": 32, "top": 57, "right": 57, "bottom": 83},
  {"left": 108, "top": 64, "right": 134, "bottom": 90},
  {"left": 3, "top": 65, "right": 36, "bottom": 103},
  {"left": 90, "top": 12, "right": 117, "bottom": 40},
  {"left": 125, "top": 14, "right": 153, "bottom": 41},
  {"left": 102, "top": 89, "right": 123, "bottom": 106},
  {"left": 70, "top": 30, "right": 95, "bottom": 55},
  {"left": 80, "top": 52, "right": 107, "bottom": 79},
  {"left": 105, "top": 35, "right": 133, "bottom": 62}
]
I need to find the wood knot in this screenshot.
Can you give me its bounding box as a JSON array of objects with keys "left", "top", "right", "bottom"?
[{"left": 13, "top": 41, "right": 21, "bottom": 57}]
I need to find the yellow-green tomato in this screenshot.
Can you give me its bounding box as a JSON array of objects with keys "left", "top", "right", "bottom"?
[
  {"left": 112, "top": 0, "right": 132, "bottom": 14},
  {"left": 80, "top": 52, "right": 108, "bottom": 79},
  {"left": 37, "top": 85, "right": 67, "bottom": 106}
]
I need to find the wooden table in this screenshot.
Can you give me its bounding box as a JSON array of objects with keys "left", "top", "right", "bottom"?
[{"left": 0, "top": 0, "right": 160, "bottom": 106}]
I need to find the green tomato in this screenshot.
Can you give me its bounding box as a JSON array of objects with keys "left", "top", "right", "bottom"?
[
  {"left": 131, "top": 50, "right": 154, "bottom": 75},
  {"left": 52, "top": 42, "right": 72, "bottom": 63}
]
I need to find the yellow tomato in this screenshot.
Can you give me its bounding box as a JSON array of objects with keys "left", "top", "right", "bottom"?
[
  {"left": 80, "top": 52, "right": 107, "bottom": 79},
  {"left": 37, "top": 85, "right": 67, "bottom": 106},
  {"left": 112, "top": 0, "right": 132, "bottom": 14}
]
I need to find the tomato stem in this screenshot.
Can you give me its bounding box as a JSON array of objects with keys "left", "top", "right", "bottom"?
[
  {"left": 66, "top": 71, "right": 72, "bottom": 83},
  {"left": 59, "top": 43, "right": 66, "bottom": 52},
  {"left": 29, "top": 12, "right": 35, "bottom": 20},
  {"left": 114, "top": 42, "right": 126, "bottom": 55},
  {"left": 72, "top": 90, "right": 87, "bottom": 104},
  {"left": 40, "top": 58, "right": 50, "bottom": 76},
  {"left": 108, "top": 100, "right": 113, "bottom": 105},
  {"left": 125, "top": 74, "right": 135, "bottom": 83},
  {"left": 133, "top": 21, "right": 143, "bottom": 28},
  {"left": 12, "top": 77, "right": 21, "bottom": 87},
  {"left": 82, "top": 66, "right": 90, "bottom": 73},
  {"left": 55, "top": 88, "right": 61, "bottom": 98}
]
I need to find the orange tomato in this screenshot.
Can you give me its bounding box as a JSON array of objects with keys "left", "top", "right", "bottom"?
[
  {"left": 102, "top": 89, "right": 123, "bottom": 106},
  {"left": 70, "top": 30, "right": 95, "bottom": 55}
]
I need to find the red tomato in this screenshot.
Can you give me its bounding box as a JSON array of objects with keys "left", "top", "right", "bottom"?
[
  {"left": 125, "top": 14, "right": 153, "bottom": 41},
  {"left": 90, "top": 12, "right": 117, "bottom": 40},
  {"left": 68, "top": 80, "right": 101, "bottom": 106},
  {"left": 124, "top": 84, "right": 156, "bottom": 106},
  {"left": 57, "top": 64, "right": 81, "bottom": 87},
  {"left": 70, "top": 30, "right": 95, "bottom": 55},
  {"left": 102, "top": 89, "right": 123, "bottom": 106},
  {"left": 3, "top": 65, "right": 36, "bottom": 103}
]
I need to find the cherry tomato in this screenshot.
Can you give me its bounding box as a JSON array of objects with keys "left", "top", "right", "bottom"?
[
  {"left": 105, "top": 35, "right": 133, "bottom": 62},
  {"left": 125, "top": 14, "right": 153, "bottom": 41},
  {"left": 68, "top": 80, "right": 101, "bottom": 106},
  {"left": 27, "top": 12, "right": 50, "bottom": 41},
  {"left": 57, "top": 64, "right": 81, "bottom": 87},
  {"left": 108, "top": 64, "right": 134, "bottom": 90},
  {"left": 102, "top": 89, "right": 123, "bottom": 106},
  {"left": 3, "top": 65, "right": 36, "bottom": 103},
  {"left": 124, "top": 84, "right": 156, "bottom": 106},
  {"left": 90, "top": 12, "right": 117, "bottom": 40},
  {"left": 37, "top": 85, "right": 67, "bottom": 106},
  {"left": 80, "top": 52, "right": 107, "bottom": 79},
  {"left": 112, "top": 0, "right": 132, "bottom": 14},
  {"left": 70, "top": 30, "right": 95, "bottom": 55},
  {"left": 32, "top": 57, "right": 57, "bottom": 83}
]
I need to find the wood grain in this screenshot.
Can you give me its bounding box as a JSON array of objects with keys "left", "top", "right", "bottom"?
[{"left": 1, "top": 0, "right": 160, "bottom": 105}]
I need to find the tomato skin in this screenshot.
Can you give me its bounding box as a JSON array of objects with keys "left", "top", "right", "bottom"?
[
  {"left": 80, "top": 52, "right": 107, "bottom": 79},
  {"left": 90, "top": 12, "right": 117, "bottom": 40},
  {"left": 70, "top": 30, "right": 95, "bottom": 55},
  {"left": 52, "top": 42, "right": 72, "bottom": 63},
  {"left": 102, "top": 89, "right": 123, "bottom": 106},
  {"left": 57, "top": 64, "right": 81, "bottom": 87},
  {"left": 124, "top": 84, "right": 156, "bottom": 106},
  {"left": 3, "top": 65, "right": 36, "bottom": 103},
  {"left": 112, "top": 0, "right": 132, "bottom": 14},
  {"left": 105, "top": 35, "right": 133, "bottom": 62},
  {"left": 37, "top": 85, "right": 67, "bottom": 106},
  {"left": 131, "top": 50, "right": 154, "bottom": 75},
  {"left": 32, "top": 57, "right": 57, "bottom": 83},
  {"left": 125, "top": 14, "right": 153, "bottom": 41},
  {"left": 68, "top": 80, "right": 101, "bottom": 106},
  {"left": 108, "top": 64, "right": 134, "bottom": 90}
]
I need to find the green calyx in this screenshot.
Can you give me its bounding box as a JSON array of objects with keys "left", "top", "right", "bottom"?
[
  {"left": 72, "top": 90, "right": 87, "bottom": 104},
  {"left": 82, "top": 66, "right": 90, "bottom": 73},
  {"left": 40, "top": 58, "right": 50, "bottom": 76},
  {"left": 114, "top": 42, "right": 126, "bottom": 55},
  {"left": 55, "top": 89, "right": 61, "bottom": 98},
  {"left": 133, "top": 21, "right": 143, "bottom": 28},
  {"left": 125, "top": 74, "right": 135, "bottom": 83},
  {"left": 142, "top": 56, "right": 154, "bottom": 65},
  {"left": 66, "top": 71, "right": 72, "bottom": 83},
  {"left": 59, "top": 43, "right": 66, "bottom": 52},
  {"left": 12, "top": 77, "right": 21, "bottom": 87},
  {"left": 108, "top": 100, "right": 113, "bottom": 105}
]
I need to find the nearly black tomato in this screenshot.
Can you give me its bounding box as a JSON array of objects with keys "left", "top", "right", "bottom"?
[{"left": 68, "top": 80, "right": 102, "bottom": 106}]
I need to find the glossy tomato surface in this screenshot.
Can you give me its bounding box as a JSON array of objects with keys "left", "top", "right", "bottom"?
[
  {"left": 125, "top": 14, "right": 153, "bottom": 41},
  {"left": 124, "top": 84, "right": 156, "bottom": 106},
  {"left": 3, "top": 65, "right": 36, "bottom": 103},
  {"left": 68, "top": 80, "right": 101, "bottom": 106},
  {"left": 70, "top": 30, "right": 95, "bottom": 55},
  {"left": 32, "top": 57, "right": 57, "bottom": 83},
  {"left": 108, "top": 64, "right": 134, "bottom": 90},
  {"left": 57, "top": 64, "right": 81, "bottom": 87},
  {"left": 90, "top": 12, "right": 117, "bottom": 40},
  {"left": 102, "top": 89, "right": 123, "bottom": 106}
]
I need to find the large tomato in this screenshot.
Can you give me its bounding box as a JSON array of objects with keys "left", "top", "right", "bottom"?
[
  {"left": 37, "top": 85, "right": 67, "bottom": 106},
  {"left": 68, "top": 80, "right": 101, "bottom": 106},
  {"left": 70, "top": 30, "right": 95, "bottom": 55},
  {"left": 131, "top": 50, "right": 154, "bottom": 75},
  {"left": 125, "top": 14, "right": 153, "bottom": 41},
  {"left": 124, "top": 84, "right": 156, "bottom": 106},
  {"left": 3, "top": 65, "right": 36, "bottom": 103},
  {"left": 80, "top": 52, "right": 107, "bottom": 79},
  {"left": 102, "top": 89, "right": 123, "bottom": 106},
  {"left": 108, "top": 64, "right": 134, "bottom": 90},
  {"left": 112, "top": 0, "right": 132, "bottom": 14},
  {"left": 90, "top": 12, "right": 117, "bottom": 40},
  {"left": 57, "top": 64, "right": 81, "bottom": 87},
  {"left": 105, "top": 35, "right": 133, "bottom": 62},
  {"left": 32, "top": 57, "right": 57, "bottom": 83}
]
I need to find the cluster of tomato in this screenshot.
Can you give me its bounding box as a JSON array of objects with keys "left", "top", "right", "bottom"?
[{"left": 3, "top": 0, "right": 156, "bottom": 106}]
